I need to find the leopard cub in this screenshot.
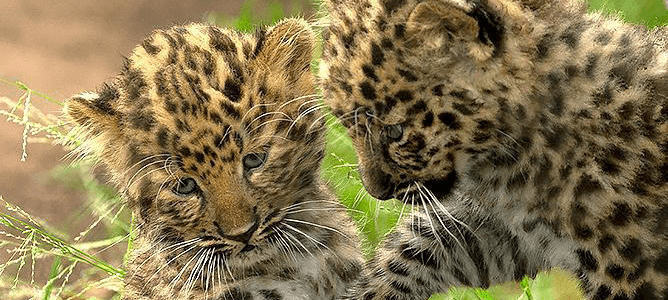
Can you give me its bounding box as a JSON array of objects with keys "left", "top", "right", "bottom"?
[
  {"left": 66, "top": 19, "right": 362, "bottom": 299},
  {"left": 321, "top": 0, "right": 668, "bottom": 299}
]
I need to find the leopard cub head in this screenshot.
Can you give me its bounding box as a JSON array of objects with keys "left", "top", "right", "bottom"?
[
  {"left": 66, "top": 19, "right": 323, "bottom": 259},
  {"left": 321, "top": 0, "right": 547, "bottom": 200}
]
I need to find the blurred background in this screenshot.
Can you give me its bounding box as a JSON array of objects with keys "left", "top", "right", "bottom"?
[{"left": 0, "top": 0, "right": 666, "bottom": 299}]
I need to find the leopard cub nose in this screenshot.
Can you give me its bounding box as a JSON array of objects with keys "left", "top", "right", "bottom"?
[{"left": 223, "top": 220, "right": 259, "bottom": 243}]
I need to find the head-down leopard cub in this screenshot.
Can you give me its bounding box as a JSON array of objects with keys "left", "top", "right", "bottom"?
[
  {"left": 320, "top": 0, "right": 668, "bottom": 299},
  {"left": 65, "top": 19, "right": 363, "bottom": 299}
]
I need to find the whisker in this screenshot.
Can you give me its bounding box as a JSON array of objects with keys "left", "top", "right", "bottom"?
[
  {"left": 417, "top": 183, "right": 465, "bottom": 251},
  {"left": 276, "top": 226, "right": 311, "bottom": 257},
  {"left": 284, "top": 223, "right": 332, "bottom": 253},
  {"left": 142, "top": 239, "right": 201, "bottom": 290},
  {"left": 170, "top": 248, "right": 204, "bottom": 293},
  {"left": 283, "top": 218, "right": 349, "bottom": 239}
]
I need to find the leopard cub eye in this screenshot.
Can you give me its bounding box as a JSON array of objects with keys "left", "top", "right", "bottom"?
[
  {"left": 386, "top": 124, "right": 403, "bottom": 140},
  {"left": 243, "top": 153, "right": 267, "bottom": 170},
  {"left": 173, "top": 177, "right": 199, "bottom": 196}
]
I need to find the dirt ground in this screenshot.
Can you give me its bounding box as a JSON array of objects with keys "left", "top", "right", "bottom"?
[{"left": 0, "top": 0, "right": 309, "bottom": 292}]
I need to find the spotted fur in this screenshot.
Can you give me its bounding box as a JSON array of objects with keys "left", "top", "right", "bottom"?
[
  {"left": 65, "top": 19, "right": 363, "bottom": 299},
  {"left": 320, "top": 0, "right": 668, "bottom": 299}
]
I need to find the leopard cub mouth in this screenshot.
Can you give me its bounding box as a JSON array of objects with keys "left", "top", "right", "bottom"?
[{"left": 391, "top": 172, "right": 459, "bottom": 204}]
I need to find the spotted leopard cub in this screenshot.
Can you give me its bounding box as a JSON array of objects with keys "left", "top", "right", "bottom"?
[
  {"left": 65, "top": 19, "right": 363, "bottom": 299},
  {"left": 321, "top": 0, "right": 667, "bottom": 299}
]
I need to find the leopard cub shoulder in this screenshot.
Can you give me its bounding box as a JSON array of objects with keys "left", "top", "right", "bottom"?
[
  {"left": 66, "top": 19, "right": 362, "bottom": 300},
  {"left": 321, "top": 0, "right": 667, "bottom": 299}
]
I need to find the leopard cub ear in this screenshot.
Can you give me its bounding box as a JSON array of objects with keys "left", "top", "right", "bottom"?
[
  {"left": 405, "top": 0, "right": 504, "bottom": 61},
  {"left": 64, "top": 83, "right": 121, "bottom": 136},
  {"left": 254, "top": 18, "right": 315, "bottom": 80}
]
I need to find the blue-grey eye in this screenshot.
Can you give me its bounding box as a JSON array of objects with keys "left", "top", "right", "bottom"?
[
  {"left": 173, "top": 177, "right": 199, "bottom": 196},
  {"left": 243, "top": 153, "right": 267, "bottom": 170},
  {"left": 386, "top": 124, "right": 403, "bottom": 140}
]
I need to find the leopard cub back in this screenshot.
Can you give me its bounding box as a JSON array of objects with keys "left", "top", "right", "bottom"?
[{"left": 65, "top": 19, "right": 362, "bottom": 300}]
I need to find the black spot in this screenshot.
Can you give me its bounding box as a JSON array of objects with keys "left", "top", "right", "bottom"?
[
  {"left": 571, "top": 202, "right": 593, "bottom": 240},
  {"left": 561, "top": 21, "right": 586, "bottom": 49},
  {"left": 362, "top": 64, "right": 379, "bottom": 81},
  {"left": 609, "top": 63, "right": 634, "bottom": 90},
  {"left": 598, "top": 234, "right": 615, "bottom": 254},
  {"left": 476, "top": 120, "right": 494, "bottom": 130},
  {"left": 340, "top": 82, "right": 353, "bottom": 94},
  {"left": 628, "top": 259, "right": 649, "bottom": 282},
  {"left": 394, "top": 24, "right": 405, "bottom": 38},
  {"left": 422, "top": 112, "right": 434, "bottom": 127},
  {"left": 594, "top": 285, "right": 612, "bottom": 300},
  {"left": 128, "top": 110, "right": 155, "bottom": 131},
  {"left": 225, "top": 287, "right": 253, "bottom": 300},
  {"left": 655, "top": 248, "right": 668, "bottom": 274},
  {"left": 594, "top": 32, "right": 612, "bottom": 45},
  {"left": 452, "top": 267, "right": 473, "bottom": 286},
  {"left": 407, "top": 100, "right": 427, "bottom": 116},
  {"left": 620, "top": 239, "right": 642, "bottom": 262},
  {"left": 156, "top": 127, "right": 170, "bottom": 148},
  {"left": 389, "top": 280, "right": 413, "bottom": 294},
  {"left": 371, "top": 42, "right": 385, "bottom": 66},
  {"left": 194, "top": 152, "right": 205, "bottom": 164},
  {"left": 617, "top": 101, "right": 636, "bottom": 119},
  {"left": 573, "top": 174, "right": 603, "bottom": 201},
  {"left": 359, "top": 81, "right": 377, "bottom": 100},
  {"left": 533, "top": 155, "right": 553, "bottom": 186},
  {"left": 259, "top": 289, "right": 282, "bottom": 300},
  {"left": 223, "top": 78, "right": 243, "bottom": 102},
  {"left": 507, "top": 170, "right": 528, "bottom": 190},
  {"left": 432, "top": 84, "right": 444, "bottom": 96},
  {"left": 585, "top": 54, "right": 599, "bottom": 77},
  {"left": 381, "top": 38, "right": 394, "bottom": 49},
  {"left": 541, "top": 124, "right": 567, "bottom": 150},
  {"left": 399, "top": 243, "right": 440, "bottom": 268},
  {"left": 387, "top": 259, "right": 409, "bottom": 277},
  {"left": 654, "top": 205, "right": 668, "bottom": 234},
  {"left": 609, "top": 202, "right": 632, "bottom": 226},
  {"left": 253, "top": 28, "right": 267, "bottom": 58},
  {"left": 393, "top": 90, "right": 413, "bottom": 102},
  {"left": 220, "top": 101, "right": 241, "bottom": 120},
  {"left": 535, "top": 33, "right": 553, "bottom": 59},
  {"left": 565, "top": 65, "right": 579, "bottom": 79},
  {"left": 453, "top": 103, "right": 477, "bottom": 115},
  {"left": 141, "top": 36, "right": 161, "bottom": 55},
  {"left": 329, "top": 257, "right": 362, "bottom": 283},
  {"left": 209, "top": 27, "right": 236, "bottom": 53},
  {"left": 383, "top": 0, "right": 406, "bottom": 12},
  {"left": 122, "top": 65, "right": 147, "bottom": 101},
  {"left": 438, "top": 112, "right": 461, "bottom": 130},
  {"left": 606, "top": 264, "right": 625, "bottom": 280},
  {"left": 576, "top": 249, "right": 599, "bottom": 272},
  {"left": 472, "top": 131, "right": 491, "bottom": 144},
  {"left": 397, "top": 69, "right": 417, "bottom": 81},
  {"left": 632, "top": 283, "right": 656, "bottom": 300}
]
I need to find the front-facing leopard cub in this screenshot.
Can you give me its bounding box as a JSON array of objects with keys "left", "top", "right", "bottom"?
[
  {"left": 65, "top": 19, "right": 363, "bottom": 299},
  {"left": 321, "top": 0, "right": 667, "bottom": 299}
]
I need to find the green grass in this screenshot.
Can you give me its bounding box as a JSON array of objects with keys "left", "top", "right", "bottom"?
[{"left": 0, "top": 0, "right": 666, "bottom": 299}]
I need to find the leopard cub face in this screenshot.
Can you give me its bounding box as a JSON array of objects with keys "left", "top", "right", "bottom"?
[
  {"left": 66, "top": 19, "right": 363, "bottom": 299},
  {"left": 321, "top": 0, "right": 517, "bottom": 200}
]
